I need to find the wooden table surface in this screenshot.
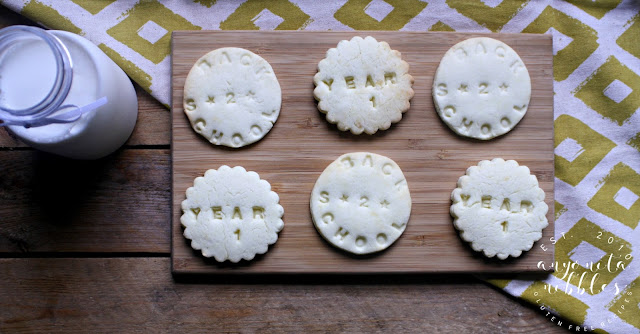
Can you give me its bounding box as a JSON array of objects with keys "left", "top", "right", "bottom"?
[{"left": 0, "top": 7, "right": 570, "bottom": 333}]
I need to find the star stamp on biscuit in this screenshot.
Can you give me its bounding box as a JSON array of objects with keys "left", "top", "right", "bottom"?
[
  {"left": 450, "top": 158, "right": 548, "bottom": 260},
  {"left": 433, "top": 37, "right": 531, "bottom": 140},
  {"left": 310, "top": 152, "right": 412, "bottom": 255},
  {"left": 183, "top": 47, "right": 281, "bottom": 148},
  {"left": 313, "top": 36, "right": 414, "bottom": 135},
  {"left": 181, "top": 166, "right": 284, "bottom": 263}
]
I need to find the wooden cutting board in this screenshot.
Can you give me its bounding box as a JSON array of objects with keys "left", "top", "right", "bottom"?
[{"left": 171, "top": 31, "right": 554, "bottom": 274}]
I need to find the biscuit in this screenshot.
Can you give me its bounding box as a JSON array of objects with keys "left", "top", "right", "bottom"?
[
  {"left": 183, "top": 48, "right": 281, "bottom": 148},
  {"left": 314, "top": 36, "right": 414, "bottom": 135},
  {"left": 310, "top": 152, "right": 411, "bottom": 254},
  {"left": 451, "top": 158, "right": 548, "bottom": 260},
  {"left": 181, "top": 166, "right": 284, "bottom": 262},
  {"left": 433, "top": 37, "right": 531, "bottom": 140}
]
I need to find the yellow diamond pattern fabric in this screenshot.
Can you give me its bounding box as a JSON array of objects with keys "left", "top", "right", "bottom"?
[{"left": 1, "top": 0, "right": 638, "bottom": 332}]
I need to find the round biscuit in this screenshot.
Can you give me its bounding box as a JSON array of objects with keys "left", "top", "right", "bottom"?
[
  {"left": 310, "top": 152, "right": 411, "bottom": 254},
  {"left": 183, "top": 48, "right": 281, "bottom": 148},
  {"left": 433, "top": 37, "right": 531, "bottom": 140}
]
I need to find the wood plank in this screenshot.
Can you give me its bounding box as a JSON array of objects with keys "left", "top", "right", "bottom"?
[
  {"left": 171, "top": 31, "right": 554, "bottom": 274},
  {"left": 126, "top": 87, "right": 170, "bottom": 146},
  {"left": 0, "top": 258, "right": 569, "bottom": 333},
  {"left": 0, "top": 149, "right": 170, "bottom": 253}
]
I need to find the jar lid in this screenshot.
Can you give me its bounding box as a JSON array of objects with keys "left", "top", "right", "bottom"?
[{"left": 0, "top": 25, "right": 73, "bottom": 124}]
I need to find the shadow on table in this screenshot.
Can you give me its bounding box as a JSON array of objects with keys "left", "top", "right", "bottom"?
[{"left": 30, "top": 151, "right": 112, "bottom": 225}]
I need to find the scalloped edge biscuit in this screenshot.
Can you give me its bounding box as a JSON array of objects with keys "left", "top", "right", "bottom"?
[
  {"left": 450, "top": 158, "right": 548, "bottom": 260},
  {"left": 181, "top": 166, "right": 284, "bottom": 263},
  {"left": 314, "top": 36, "right": 414, "bottom": 135}
]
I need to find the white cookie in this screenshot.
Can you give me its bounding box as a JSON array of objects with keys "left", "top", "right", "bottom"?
[
  {"left": 314, "top": 36, "right": 414, "bottom": 135},
  {"left": 310, "top": 152, "right": 411, "bottom": 254},
  {"left": 181, "top": 166, "right": 284, "bottom": 262},
  {"left": 433, "top": 37, "right": 531, "bottom": 140},
  {"left": 451, "top": 159, "right": 548, "bottom": 260},
  {"left": 183, "top": 48, "right": 281, "bottom": 148}
]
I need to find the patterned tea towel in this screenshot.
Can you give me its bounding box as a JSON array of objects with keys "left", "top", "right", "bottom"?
[{"left": 1, "top": 1, "right": 638, "bottom": 332}]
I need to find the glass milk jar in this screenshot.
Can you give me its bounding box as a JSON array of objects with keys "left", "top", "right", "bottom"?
[{"left": 0, "top": 25, "right": 138, "bottom": 159}]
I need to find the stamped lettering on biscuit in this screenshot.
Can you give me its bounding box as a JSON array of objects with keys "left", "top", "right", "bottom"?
[
  {"left": 183, "top": 47, "right": 281, "bottom": 148},
  {"left": 180, "top": 166, "right": 284, "bottom": 263},
  {"left": 450, "top": 158, "right": 548, "bottom": 260},
  {"left": 310, "top": 152, "right": 412, "bottom": 255},
  {"left": 432, "top": 37, "right": 531, "bottom": 140},
  {"left": 314, "top": 36, "right": 414, "bottom": 135}
]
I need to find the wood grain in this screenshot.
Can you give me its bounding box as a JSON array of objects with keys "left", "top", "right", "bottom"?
[
  {"left": 171, "top": 31, "right": 554, "bottom": 274},
  {"left": 0, "top": 258, "right": 568, "bottom": 334},
  {"left": 126, "top": 87, "right": 171, "bottom": 146},
  {"left": 0, "top": 149, "right": 170, "bottom": 253}
]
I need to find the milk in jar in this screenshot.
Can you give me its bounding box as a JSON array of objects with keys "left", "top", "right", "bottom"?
[{"left": 0, "top": 25, "right": 138, "bottom": 159}]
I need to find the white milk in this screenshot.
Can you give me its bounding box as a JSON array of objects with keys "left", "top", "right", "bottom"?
[
  {"left": 0, "top": 29, "right": 138, "bottom": 159},
  {"left": 0, "top": 38, "right": 57, "bottom": 110}
]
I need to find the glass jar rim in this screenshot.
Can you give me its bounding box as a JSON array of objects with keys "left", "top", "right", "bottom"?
[{"left": 0, "top": 25, "right": 73, "bottom": 122}]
